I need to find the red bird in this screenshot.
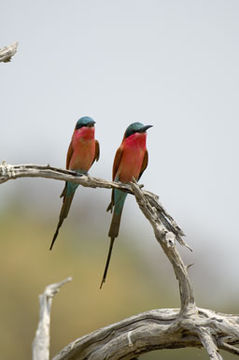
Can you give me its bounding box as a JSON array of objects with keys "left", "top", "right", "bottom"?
[
  {"left": 50, "top": 116, "right": 100, "bottom": 250},
  {"left": 100, "top": 122, "right": 152, "bottom": 288}
]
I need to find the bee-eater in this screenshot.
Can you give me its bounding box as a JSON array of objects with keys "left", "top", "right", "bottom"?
[
  {"left": 50, "top": 116, "right": 100, "bottom": 250},
  {"left": 100, "top": 122, "right": 152, "bottom": 288}
]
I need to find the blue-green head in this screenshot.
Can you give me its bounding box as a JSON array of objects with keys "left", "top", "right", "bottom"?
[
  {"left": 124, "top": 122, "right": 153, "bottom": 138},
  {"left": 75, "top": 116, "right": 95, "bottom": 130}
]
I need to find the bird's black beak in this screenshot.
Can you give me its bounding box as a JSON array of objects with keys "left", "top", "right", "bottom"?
[{"left": 140, "top": 125, "right": 153, "bottom": 132}]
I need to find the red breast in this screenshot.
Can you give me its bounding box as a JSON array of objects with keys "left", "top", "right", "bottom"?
[{"left": 117, "top": 132, "right": 147, "bottom": 182}]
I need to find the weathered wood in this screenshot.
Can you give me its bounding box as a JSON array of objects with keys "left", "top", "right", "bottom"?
[
  {"left": 198, "top": 328, "right": 223, "bottom": 360},
  {"left": 51, "top": 308, "right": 239, "bottom": 360},
  {"left": 0, "top": 42, "right": 18, "bottom": 62},
  {"left": 130, "top": 180, "right": 195, "bottom": 315},
  {"left": 0, "top": 162, "right": 185, "bottom": 244},
  {"left": 32, "top": 277, "right": 72, "bottom": 360},
  {"left": 1, "top": 162, "right": 238, "bottom": 359}
]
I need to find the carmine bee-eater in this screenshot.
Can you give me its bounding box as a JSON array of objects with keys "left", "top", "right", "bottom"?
[
  {"left": 50, "top": 116, "right": 100, "bottom": 250},
  {"left": 100, "top": 122, "right": 152, "bottom": 288}
]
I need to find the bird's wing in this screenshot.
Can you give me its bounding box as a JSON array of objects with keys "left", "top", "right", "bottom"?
[
  {"left": 95, "top": 140, "right": 100, "bottom": 161},
  {"left": 60, "top": 140, "right": 74, "bottom": 198},
  {"left": 106, "top": 146, "right": 123, "bottom": 212},
  {"left": 138, "top": 150, "right": 148, "bottom": 180},
  {"left": 66, "top": 140, "right": 73, "bottom": 169},
  {"left": 112, "top": 145, "right": 123, "bottom": 180},
  {"left": 91, "top": 139, "right": 100, "bottom": 166}
]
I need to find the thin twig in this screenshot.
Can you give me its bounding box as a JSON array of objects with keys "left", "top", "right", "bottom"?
[{"left": 218, "top": 341, "right": 239, "bottom": 355}]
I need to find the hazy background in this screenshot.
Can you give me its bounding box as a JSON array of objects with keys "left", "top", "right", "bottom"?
[{"left": 1, "top": 0, "right": 239, "bottom": 359}]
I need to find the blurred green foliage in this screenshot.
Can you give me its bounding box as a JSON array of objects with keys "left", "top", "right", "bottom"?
[{"left": 0, "top": 205, "right": 236, "bottom": 360}]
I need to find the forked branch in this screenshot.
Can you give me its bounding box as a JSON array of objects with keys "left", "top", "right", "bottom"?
[{"left": 1, "top": 162, "right": 238, "bottom": 359}]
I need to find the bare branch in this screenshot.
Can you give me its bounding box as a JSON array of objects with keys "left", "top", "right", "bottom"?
[
  {"left": 1, "top": 162, "right": 238, "bottom": 359},
  {"left": 0, "top": 162, "right": 184, "bottom": 243},
  {"left": 32, "top": 277, "right": 72, "bottom": 360},
  {"left": 198, "top": 329, "right": 223, "bottom": 360},
  {"left": 130, "top": 180, "right": 195, "bottom": 315},
  {"left": 219, "top": 341, "right": 239, "bottom": 355},
  {"left": 0, "top": 42, "right": 18, "bottom": 63},
  {"left": 51, "top": 308, "right": 239, "bottom": 360}
]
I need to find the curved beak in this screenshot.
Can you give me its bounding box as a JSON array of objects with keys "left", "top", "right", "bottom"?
[{"left": 140, "top": 124, "right": 153, "bottom": 132}]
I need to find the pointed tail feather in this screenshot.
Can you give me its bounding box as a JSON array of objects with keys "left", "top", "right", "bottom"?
[
  {"left": 100, "top": 211, "right": 123, "bottom": 288},
  {"left": 100, "top": 236, "right": 115, "bottom": 289},
  {"left": 106, "top": 189, "right": 114, "bottom": 212},
  {"left": 106, "top": 201, "right": 113, "bottom": 213},
  {"left": 108, "top": 211, "right": 122, "bottom": 239},
  {"left": 49, "top": 193, "right": 74, "bottom": 250}
]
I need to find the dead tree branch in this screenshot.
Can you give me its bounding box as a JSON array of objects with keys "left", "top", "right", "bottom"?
[
  {"left": 130, "top": 180, "right": 194, "bottom": 315},
  {"left": 32, "top": 277, "right": 72, "bottom": 360},
  {"left": 0, "top": 162, "right": 185, "bottom": 244},
  {"left": 1, "top": 162, "right": 238, "bottom": 359},
  {"left": 0, "top": 42, "right": 18, "bottom": 63},
  {"left": 52, "top": 308, "right": 239, "bottom": 360}
]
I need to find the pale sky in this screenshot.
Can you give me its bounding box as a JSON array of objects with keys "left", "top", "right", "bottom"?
[{"left": 1, "top": 0, "right": 239, "bottom": 301}]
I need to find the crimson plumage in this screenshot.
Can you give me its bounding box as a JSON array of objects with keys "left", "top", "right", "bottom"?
[
  {"left": 100, "top": 122, "right": 152, "bottom": 288},
  {"left": 50, "top": 117, "right": 99, "bottom": 250}
]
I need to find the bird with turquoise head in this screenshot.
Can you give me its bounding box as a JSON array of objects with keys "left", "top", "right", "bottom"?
[
  {"left": 50, "top": 116, "right": 100, "bottom": 250},
  {"left": 100, "top": 122, "right": 152, "bottom": 288}
]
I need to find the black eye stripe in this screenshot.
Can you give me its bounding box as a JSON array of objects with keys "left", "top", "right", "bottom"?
[{"left": 75, "top": 123, "right": 95, "bottom": 130}]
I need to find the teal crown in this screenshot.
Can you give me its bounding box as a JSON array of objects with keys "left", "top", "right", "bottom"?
[
  {"left": 76, "top": 116, "right": 95, "bottom": 129},
  {"left": 125, "top": 122, "right": 153, "bottom": 138}
]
